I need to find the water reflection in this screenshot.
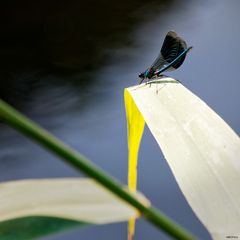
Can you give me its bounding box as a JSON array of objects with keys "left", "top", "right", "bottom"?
[
  {"left": 0, "top": 0, "right": 177, "bottom": 106},
  {"left": 1, "top": 0, "right": 240, "bottom": 239}
]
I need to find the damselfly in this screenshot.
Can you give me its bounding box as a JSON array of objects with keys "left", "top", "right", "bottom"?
[{"left": 139, "top": 31, "right": 193, "bottom": 84}]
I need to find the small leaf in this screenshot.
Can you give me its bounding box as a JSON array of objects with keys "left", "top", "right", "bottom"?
[{"left": 0, "top": 216, "right": 83, "bottom": 240}]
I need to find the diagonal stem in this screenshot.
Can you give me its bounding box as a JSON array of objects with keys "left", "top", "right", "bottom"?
[{"left": 0, "top": 99, "right": 196, "bottom": 240}]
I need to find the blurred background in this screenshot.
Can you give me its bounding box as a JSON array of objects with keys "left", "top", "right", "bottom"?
[{"left": 0, "top": 0, "right": 239, "bottom": 239}]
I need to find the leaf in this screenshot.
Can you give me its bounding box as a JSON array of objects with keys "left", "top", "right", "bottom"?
[
  {"left": 124, "top": 90, "right": 145, "bottom": 240},
  {"left": 0, "top": 216, "right": 82, "bottom": 240},
  {"left": 125, "top": 78, "right": 240, "bottom": 240},
  {"left": 0, "top": 178, "right": 140, "bottom": 239}
]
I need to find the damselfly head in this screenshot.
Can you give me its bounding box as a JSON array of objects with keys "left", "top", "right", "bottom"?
[{"left": 139, "top": 72, "right": 144, "bottom": 79}]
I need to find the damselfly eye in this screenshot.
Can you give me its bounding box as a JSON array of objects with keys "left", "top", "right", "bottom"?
[{"left": 139, "top": 73, "right": 144, "bottom": 78}]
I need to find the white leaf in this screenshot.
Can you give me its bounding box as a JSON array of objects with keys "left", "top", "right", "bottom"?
[
  {"left": 126, "top": 78, "right": 240, "bottom": 240},
  {"left": 0, "top": 178, "right": 139, "bottom": 224}
]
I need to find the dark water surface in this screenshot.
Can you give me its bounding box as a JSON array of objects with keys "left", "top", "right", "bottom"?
[{"left": 0, "top": 0, "right": 239, "bottom": 239}]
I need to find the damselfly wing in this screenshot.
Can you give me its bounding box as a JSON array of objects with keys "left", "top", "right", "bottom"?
[{"left": 139, "top": 31, "right": 192, "bottom": 83}]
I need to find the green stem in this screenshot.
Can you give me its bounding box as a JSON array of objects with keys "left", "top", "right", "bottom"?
[{"left": 0, "top": 99, "right": 195, "bottom": 240}]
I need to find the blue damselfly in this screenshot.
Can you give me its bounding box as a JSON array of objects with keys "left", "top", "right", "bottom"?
[{"left": 139, "top": 31, "right": 193, "bottom": 84}]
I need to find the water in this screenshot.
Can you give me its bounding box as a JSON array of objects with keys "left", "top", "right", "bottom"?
[{"left": 0, "top": 0, "right": 239, "bottom": 239}]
